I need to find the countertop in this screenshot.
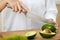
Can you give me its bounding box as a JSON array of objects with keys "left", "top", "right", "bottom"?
[{"left": 0, "top": 27, "right": 60, "bottom": 40}]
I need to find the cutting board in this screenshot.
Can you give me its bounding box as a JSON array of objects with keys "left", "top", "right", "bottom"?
[{"left": 0, "top": 27, "right": 60, "bottom": 40}]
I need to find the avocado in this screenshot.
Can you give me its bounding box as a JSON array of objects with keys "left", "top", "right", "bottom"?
[
  {"left": 25, "top": 31, "right": 37, "bottom": 39},
  {"left": 42, "top": 23, "right": 56, "bottom": 32},
  {"left": 2, "top": 35, "right": 28, "bottom": 40},
  {"left": 40, "top": 29, "right": 56, "bottom": 38}
]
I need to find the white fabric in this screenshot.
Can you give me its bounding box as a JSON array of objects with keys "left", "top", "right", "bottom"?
[
  {"left": 44, "top": 0, "right": 58, "bottom": 21},
  {"left": 0, "top": 0, "right": 58, "bottom": 32}
]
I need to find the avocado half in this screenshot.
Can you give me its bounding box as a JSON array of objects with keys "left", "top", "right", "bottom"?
[
  {"left": 42, "top": 23, "right": 56, "bottom": 32},
  {"left": 40, "top": 30, "right": 56, "bottom": 38},
  {"left": 25, "top": 31, "right": 37, "bottom": 39}
]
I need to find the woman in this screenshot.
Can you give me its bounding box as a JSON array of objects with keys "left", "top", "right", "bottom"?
[{"left": 0, "top": 0, "right": 58, "bottom": 32}]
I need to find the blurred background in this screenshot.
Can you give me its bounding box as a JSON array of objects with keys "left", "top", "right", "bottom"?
[{"left": 55, "top": 0, "right": 60, "bottom": 4}]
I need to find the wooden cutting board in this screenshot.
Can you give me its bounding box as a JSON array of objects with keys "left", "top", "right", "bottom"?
[{"left": 0, "top": 27, "right": 60, "bottom": 40}]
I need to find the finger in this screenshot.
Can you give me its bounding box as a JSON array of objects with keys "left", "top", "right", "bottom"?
[
  {"left": 53, "top": 22, "right": 58, "bottom": 30},
  {"left": 14, "top": 3, "right": 18, "bottom": 12},
  {"left": 17, "top": 1, "right": 22, "bottom": 13},
  {"left": 49, "top": 18, "right": 56, "bottom": 24},
  {"left": 19, "top": 9, "right": 22, "bottom": 13},
  {"left": 20, "top": 1, "right": 29, "bottom": 13},
  {"left": 9, "top": 3, "right": 15, "bottom": 11}
]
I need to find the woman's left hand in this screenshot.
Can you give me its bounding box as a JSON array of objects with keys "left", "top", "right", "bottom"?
[
  {"left": 48, "top": 19, "right": 58, "bottom": 29},
  {"left": 48, "top": 19, "right": 58, "bottom": 32}
]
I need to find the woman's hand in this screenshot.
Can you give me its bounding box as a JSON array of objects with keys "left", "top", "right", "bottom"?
[
  {"left": 49, "top": 19, "right": 58, "bottom": 32},
  {"left": 48, "top": 19, "right": 58, "bottom": 32},
  {"left": 5, "top": 0, "right": 29, "bottom": 13}
]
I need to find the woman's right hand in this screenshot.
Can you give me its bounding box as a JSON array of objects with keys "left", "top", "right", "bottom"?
[{"left": 5, "top": 0, "right": 29, "bottom": 13}]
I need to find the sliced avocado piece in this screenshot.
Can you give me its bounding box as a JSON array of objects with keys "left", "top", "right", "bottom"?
[
  {"left": 25, "top": 31, "right": 37, "bottom": 39},
  {"left": 40, "top": 30, "right": 56, "bottom": 38},
  {"left": 42, "top": 23, "right": 56, "bottom": 32},
  {"left": 2, "top": 35, "right": 28, "bottom": 40}
]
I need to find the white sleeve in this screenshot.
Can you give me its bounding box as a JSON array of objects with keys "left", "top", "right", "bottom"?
[{"left": 44, "top": 0, "right": 58, "bottom": 22}]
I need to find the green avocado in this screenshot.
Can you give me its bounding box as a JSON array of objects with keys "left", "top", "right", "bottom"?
[
  {"left": 40, "top": 29, "right": 56, "bottom": 38},
  {"left": 42, "top": 23, "right": 56, "bottom": 32},
  {"left": 2, "top": 35, "right": 28, "bottom": 40},
  {"left": 25, "top": 31, "right": 37, "bottom": 39}
]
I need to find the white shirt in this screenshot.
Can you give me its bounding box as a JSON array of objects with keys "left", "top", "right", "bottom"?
[{"left": 0, "top": 0, "right": 58, "bottom": 32}]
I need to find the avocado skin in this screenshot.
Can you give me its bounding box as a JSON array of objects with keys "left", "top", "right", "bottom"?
[
  {"left": 27, "top": 34, "right": 36, "bottom": 39},
  {"left": 40, "top": 32, "right": 56, "bottom": 38},
  {"left": 42, "top": 23, "right": 56, "bottom": 32}
]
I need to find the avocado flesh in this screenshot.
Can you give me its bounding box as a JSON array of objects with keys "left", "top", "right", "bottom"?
[
  {"left": 40, "top": 31, "right": 56, "bottom": 38},
  {"left": 1, "top": 35, "right": 28, "bottom": 40},
  {"left": 25, "top": 31, "right": 37, "bottom": 39}
]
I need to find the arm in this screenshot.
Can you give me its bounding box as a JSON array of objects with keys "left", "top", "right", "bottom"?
[
  {"left": 44, "top": 0, "right": 58, "bottom": 22},
  {"left": 0, "top": 0, "right": 7, "bottom": 12}
]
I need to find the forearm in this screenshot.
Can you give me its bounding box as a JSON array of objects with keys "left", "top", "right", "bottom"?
[{"left": 0, "top": 0, "right": 7, "bottom": 12}]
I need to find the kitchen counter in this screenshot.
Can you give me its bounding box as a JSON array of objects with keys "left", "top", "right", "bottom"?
[{"left": 0, "top": 27, "right": 60, "bottom": 40}]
